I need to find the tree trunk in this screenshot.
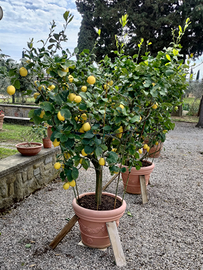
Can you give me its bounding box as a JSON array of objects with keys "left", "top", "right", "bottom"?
[
  {"left": 196, "top": 95, "right": 203, "bottom": 128},
  {"left": 95, "top": 166, "right": 102, "bottom": 208}
]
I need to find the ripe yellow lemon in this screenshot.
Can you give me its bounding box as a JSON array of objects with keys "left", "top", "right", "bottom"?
[
  {"left": 138, "top": 149, "right": 143, "bottom": 154},
  {"left": 82, "top": 122, "right": 91, "bottom": 132},
  {"left": 143, "top": 144, "right": 148, "bottom": 150},
  {"left": 48, "top": 84, "right": 55, "bottom": 90},
  {"left": 7, "top": 85, "right": 15, "bottom": 95},
  {"left": 39, "top": 110, "right": 45, "bottom": 118},
  {"left": 53, "top": 139, "right": 60, "bottom": 147},
  {"left": 79, "top": 158, "right": 83, "bottom": 164},
  {"left": 64, "top": 152, "right": 71, "bottom": 159},
  {"left": 57, "top": 111, "right": 65, "bottom": 121},
  {"left": 87, "top": 75, "right": 96, "bottom": 85},
  {"left": 109, "top": 80, "right": 113, "bottom": 86},
  {"left": 74, "top": 95, "right": 82, "bottom": 103},
  {"left": 146, "top": 146, "right": 150, "bottom": 152},
  {"left": 152, "top": 102, "right": 158, "bottom": 109},
  {"left": 68, "top": 93, "right": 76, "bottom": 101},
  {"left": 62, "top": 67, "right": 69, "bottom": 73},
  {"left": 155, "top": 141, "right": 159, "bottom": 145},
  {"left": 81, "top": 113, "right": 87, "bottom": 121},
  {"left": 38, "top": 85, "right": 45, "bottom": 91},
  {"left": 54, "top": 162, "right": 61, "bottom": 170},
  {"left": 68, "top": 75, "right": 73, "bottom": 83},
  {"left": 63, "top": 182, "right": 70, "bottom": 190},
  {"left": 119, "top": 104, "right": 124, "bottom": 109},
  {"left": 81, "top": 86, "right": 87, "bottom": 92},
  {"left": 103, "top": 84, "right": 108, "bottom": 90},
  {"left": 70, "top": 180, "right": 76, "bottom": 187},
  {"left": 99, "top": 158, "right": 105, "bottom": 166},
  {"left": 116, "top": 126, "right": 123, "bottom": 138},
  {"left": 81, "top": 149, "right": 87, "bottom": 156},
  {"left": 33, "top": 92, "right": 40, "bottom": 99},
  {"left": 19, "top": 67, "right": 28, "bottom": 77}
]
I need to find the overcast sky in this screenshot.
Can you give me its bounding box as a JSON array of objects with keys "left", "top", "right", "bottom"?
[{"left": 0, "top": 0, "right": 81, "bottom": 61}]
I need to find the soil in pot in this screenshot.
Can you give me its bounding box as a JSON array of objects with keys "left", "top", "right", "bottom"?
[{"left": 78, "top": 194, "right": 122, "bottom": 211}]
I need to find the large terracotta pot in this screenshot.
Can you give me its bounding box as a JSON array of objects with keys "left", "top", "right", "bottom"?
[
  {"left": 72, "top": 192, "right": 126, "bottom": 249},
  {"left": 42, "top": 137, "right": 52, "bottom": 148},
  {"left": 144, "top": 140, "right": 163, "bottom": 158},
  {"left": 148, "top": 142, "right": 163, "bottom": 158},
  {"left": 121, "top": 161, "right": 155, "bottom": 194},
  {"left": 0, "top": 114, "right": 4, "bottom": 130},
  {"left": 15, "top": 142, "right": 43, "bottom": 156}
]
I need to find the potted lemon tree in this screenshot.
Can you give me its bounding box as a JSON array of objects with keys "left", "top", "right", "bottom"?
[{"left": 6, "top": 12, "right": 190, "bottom": 248}]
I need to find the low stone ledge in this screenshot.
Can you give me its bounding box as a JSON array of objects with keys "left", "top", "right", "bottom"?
[{"left": 0, "top": 146, "right": 61, "bottom": 210}]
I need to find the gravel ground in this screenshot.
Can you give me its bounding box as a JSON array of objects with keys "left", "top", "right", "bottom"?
[{"left": 0, "top": 121, "right": 203, "bottom": 270}]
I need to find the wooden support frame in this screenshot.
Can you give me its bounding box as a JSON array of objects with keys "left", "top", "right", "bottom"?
[
  {"left": 139, "top": 175, "right": 148, "bottom": 204},
  {"left": 49, "top": 215, "right": 79, "bottom": 249},
  {"left": 106, "top": 221, "right": 126, "bottom": 267}
]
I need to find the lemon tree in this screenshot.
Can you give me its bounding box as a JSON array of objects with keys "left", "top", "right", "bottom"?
[{"left": 7, "top": 11, "right": 190, "bottom": 208}]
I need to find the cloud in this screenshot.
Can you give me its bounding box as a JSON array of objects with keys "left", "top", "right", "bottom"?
[{"left": 0, "top": 0, "right": 81, "bottom": 60}]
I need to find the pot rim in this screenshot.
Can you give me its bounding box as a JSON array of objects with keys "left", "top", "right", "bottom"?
[
  {"left": 72, "top": 192, "right": 126, "bottom": 221},
  {"left": 15, "top": 142, "right": 43, "bottom": 149}
]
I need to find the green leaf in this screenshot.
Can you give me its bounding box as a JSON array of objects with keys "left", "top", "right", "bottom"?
[
  {"left": 40, "top": 102, "right": 54, "bottom": 112},
  {"left": 84, "top": 145, "right": 94, "bottom": 154},
  {"left": 106, "top": 151, "right": 118, "bottom": 164},
  {"left": 65, "top": 169, "right": 73, "bottom": 181},
  {"left": 81, "top": 158, "right": 90, "bottom": 170},
  {"left": 61, "top": 108, "right": 71, "bottom": 119},
  {"left": 83, "top": 131, "right": 95, "bottom": 139},
  {"left": 58, "top": 70, "right": 67, "bottom": 77},
  {"left": 130, "top": 115, "right": 140, "bottom": 123},
  {"left": 100, "top": 144, "right": 108, "bottom": 151},
  {"left": 95, "top": 146, "right": 103, "bottom": 157},
  {"left": 25, "top": 244, "right": 31, "bottom": 248},
  {"left": 127, "top": 211, "right": 133, "bottom": 217},
  {"left": 71, "top": 167, "right": 79, "bottom": 180},
  {"left": 165, "top": 69, "right": 174, "bottom": 76},
  {"left": 14, "top": 80, "right": 20, "bottom": 89},
  {"left": 63, "top": 11, "right": 70, "bottom": 22}
]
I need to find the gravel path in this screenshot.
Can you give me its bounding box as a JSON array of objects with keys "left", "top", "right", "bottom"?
[{"left": 0, "top": 121, "right": 203, "bottom": 270}]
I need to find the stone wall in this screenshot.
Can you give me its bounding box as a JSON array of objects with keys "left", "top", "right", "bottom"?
[
  {"left": 0, "top": 104, "right": 39, "bottom": 118},
  {"left": 0, "top": 147, "right": 60, "bottom": 210}
]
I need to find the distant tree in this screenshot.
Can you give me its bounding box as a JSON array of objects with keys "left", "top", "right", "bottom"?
[{"left": 76, "top": 0, "right": 203, "bottom": 62}]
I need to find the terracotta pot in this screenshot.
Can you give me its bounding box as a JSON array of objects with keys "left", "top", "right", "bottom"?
[
  {"left": 47, "top": 126, "right": 53, "bottom": 139},
  {"left": 0, "top": 114, "right": 4, "bottom": 130},
  {"left": 121, "top": 161, "right": 155, "bottom": 194},
  {"left": 144, "top": 140, "right": 163, "bottom": 158},
  {"left": 15, "top": 142, "right": 43, "bottom": 156},
  {"left": 42, "top": 137, "right": 52, "bottom": 148},
  {"left": 72, "top": 192, "right": 126, "bottom": 249}
]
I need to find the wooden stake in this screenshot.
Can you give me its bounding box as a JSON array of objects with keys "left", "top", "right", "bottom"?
[
  {"left": 106, "top": 221, "right": 126, "bottom": 267},
  {"left": 102, "top": 173, "right": 119, "bottom": 191},
  {"left": 140, "top": 175, "right": 148, "bottom": 204},
  {"left": 49, "top": 215, "right": 79, "bottom": 249}
]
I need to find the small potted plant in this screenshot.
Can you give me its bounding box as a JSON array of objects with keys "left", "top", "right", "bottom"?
[
  {"left": 0, "top": 110, "right": 4, "bottom": 130},
  {"left": 31, "top": 123, "right": 52, "bottom": 148},
  {"left": 7, "top": 12, "right": 190, "bottom": 249},
  {"left": 15, "top": 127, "right": 43, "bottom": 156}
]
